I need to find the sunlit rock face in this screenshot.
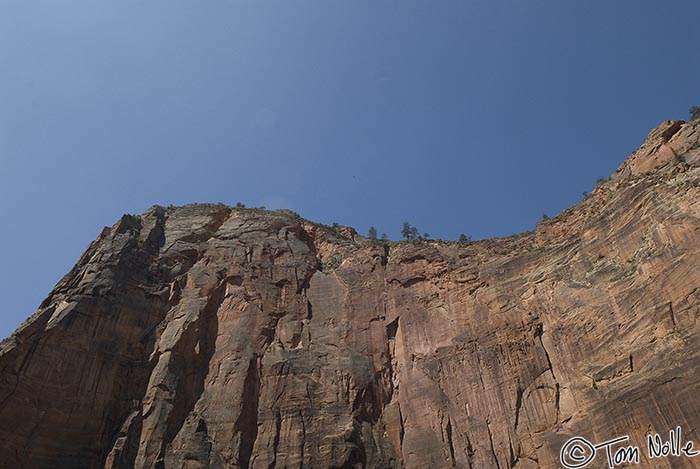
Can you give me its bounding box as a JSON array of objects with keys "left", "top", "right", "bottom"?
[{"left": 0, "top": 120, "right": 699, "bottom": 468}]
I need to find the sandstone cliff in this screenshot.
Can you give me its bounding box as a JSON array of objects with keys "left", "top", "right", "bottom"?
[{"left": 1, "top": 120, "right": 699, "bottom": 468}]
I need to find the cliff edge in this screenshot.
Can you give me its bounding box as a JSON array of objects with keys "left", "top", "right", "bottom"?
[{"left": 1, "top": 120, "right": 699, "bottom": 468}]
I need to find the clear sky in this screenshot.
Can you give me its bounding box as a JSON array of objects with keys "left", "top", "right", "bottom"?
[{"left": 1, "top": 1, "right": 698, "bottom": 338}]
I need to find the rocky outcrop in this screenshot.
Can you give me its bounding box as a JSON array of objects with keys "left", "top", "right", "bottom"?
[{"left": 1, "top": 120, "right": 699, "bottom": 468}]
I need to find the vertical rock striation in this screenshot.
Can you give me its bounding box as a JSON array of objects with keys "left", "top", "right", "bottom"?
[{"left": 1, "top": 119, "right": 700, "bottom": 468}]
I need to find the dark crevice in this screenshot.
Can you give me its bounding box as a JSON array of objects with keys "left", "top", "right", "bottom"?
[
  {"left": 669, "top": 302, "right": 677, "bottom": 328},
  {"left": 513, "top": 383, "right": 524, "bottom": 433},
  {"left": 381, "top": 244, "right": 389, "bottom": 265},
  {"left": 236, "top": 356, "right": 261, "bottom": 469},
  {"left": 446, "top": 417, "right": 456, "bottom": 466},
  {"left": 486, "top": 421, "right": 501, "bottom": 469},
  {"left": 385, "top": 317, "right": 400, "bottom": 402},
  {"left": 398, "top": 404, "right": 405, "bottom": 456},
  {"left": 653, "top": 375, "right": 682, "bottom": 386},
  {"left": 295, "top": 272, "right": 314, "bottom": 294},
  {"left": 465, "top": 434, "right": 475, "bottom": 469},
  {"left": 386, "top": 318, "right": 398, "bottom": 342},
  {"left": 661, "top": 120, "right": 684, "bottom": 141},
  {"left": 104, "top": 410, "right": 143, "bottom": 469},
  {"left": 509, "top": 436, "right": 518, "bottom": 469},
  {"left": 260, "top": 291, "right": 291, "bottom": 347},
  {"left": 159, "top": 280, "right": 226, "bottom": 462},
  {"left": 535, "top": 324, "right": 560, "bottom": 423},
  {"left": 336, "top": 420, "right": 368, "bottom": 469},
  {"left": 94, "top": 209, "right": 173, "bottom": 468},
  {"left": 351, "top": 383, "right": 382, "bottom": 424},
  {"left": 268, "top": 409, "right": 281, "bottom": 469},
  {"left": 399, "top": 277, "right": 426, "bottom": 288},
  {"left": 195, "top": 418, "right": 208, "bottom": 433},
  {"left": 299, "top": 410, "right": 306, "bottom": 469},
  {"left": 227, "top": 275, "right": 243, "bottom": 287}
]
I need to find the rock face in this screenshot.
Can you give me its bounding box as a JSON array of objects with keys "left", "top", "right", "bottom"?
[{"left": 1, "top": 120, "right": 700, "bottom": 468}]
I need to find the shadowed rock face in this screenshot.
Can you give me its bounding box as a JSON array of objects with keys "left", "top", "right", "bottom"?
[{"left": 1, "top": 120, "right": 699, "bottom": 468}]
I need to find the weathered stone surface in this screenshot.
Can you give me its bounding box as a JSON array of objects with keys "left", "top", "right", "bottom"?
[{"left": 1, "top": 120, "right": 700, "bottom": 468}]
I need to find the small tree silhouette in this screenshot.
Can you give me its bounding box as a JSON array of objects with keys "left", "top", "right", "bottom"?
[
  {"left": 690, "top": 106, "right": 700, "bottom": 121},
  {"left": 459, "top": 233, "right": 471, "bottom": 243},
  {"left": 402, "top": 222, "right": 419, "bottom": 240},
  {"left": 368, "top": 226, "right": 377, "bottom": 239}
]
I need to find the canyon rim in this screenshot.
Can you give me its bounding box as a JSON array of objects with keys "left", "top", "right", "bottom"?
[{"left": 1, "top": 119, "right": 700, "bottom": 468}]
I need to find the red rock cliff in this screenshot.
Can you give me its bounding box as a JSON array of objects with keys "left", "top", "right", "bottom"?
[{"left": 1, "top": 120, "right": 700, "bottom": 468}]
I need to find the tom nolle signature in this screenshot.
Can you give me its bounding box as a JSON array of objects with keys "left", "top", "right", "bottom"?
[{"left": 560, "top": 426, "right": 699, "bottom": 468}]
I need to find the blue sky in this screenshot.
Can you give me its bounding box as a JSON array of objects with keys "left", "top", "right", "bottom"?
[{"left": 1, "top": 1, "right": 699, "bottom": 338}]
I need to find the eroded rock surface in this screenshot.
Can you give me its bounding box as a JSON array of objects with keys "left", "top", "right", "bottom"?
[{"left": 1, "top": 120, "right": 700, "bottom": 468}]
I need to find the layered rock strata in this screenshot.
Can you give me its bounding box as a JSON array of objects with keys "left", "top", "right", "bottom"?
[{"left": 1, "top": 120, "right": 699, "bottom": 468}]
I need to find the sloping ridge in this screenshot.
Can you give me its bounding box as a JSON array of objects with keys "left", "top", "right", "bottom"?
[{"left": 1, "top": 119, "right": 699, "bottom": 468}]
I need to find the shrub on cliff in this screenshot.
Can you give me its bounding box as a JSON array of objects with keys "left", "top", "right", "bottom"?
[
  {"left": 690, "top": 106, "right": 700, "bottom": 121},
  {"left": 401, "top": 222, "right": 419, "bottom": 240}
]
